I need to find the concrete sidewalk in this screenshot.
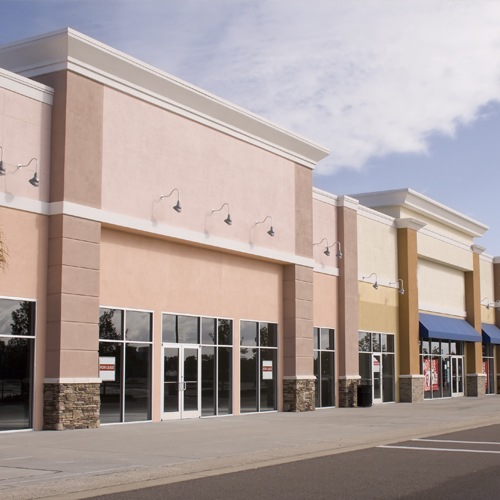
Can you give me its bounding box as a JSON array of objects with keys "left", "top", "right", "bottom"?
[{"left": 2, "top": 396, "right": 500, "bottom": 500}]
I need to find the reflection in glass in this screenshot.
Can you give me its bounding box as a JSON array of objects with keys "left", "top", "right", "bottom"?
[
  {"left": 99, "top": 308, "right": 123, "bottom": 340},
  {"left": 162, "top": 314, "right": 177, "bottom": 343},
  {"left": 313, "top": 328, "right": 320, "bottom": 350},
  {"left": 421, "top": 340, "right": 429, "bottom": 355},
  {"left": 321, "top": 328, "right": 334, "bottom": 351},
  {"left": 218, "top": 320, "right": 232, "bottom": 346},
  {"left": 164, "top": 347, "right": 179, "bottom": 413},
  {"left": 201, "top": 347, "right": 215, "bottom": 416},
  {"left": 372, "top": 334, "right": 381, "bottom": 352},
  {"left": 0, "top": 337, "right": 33, "bottom": 431},
  {"left": 431, "top": 341, "right": 440, "bottom": 355},
  {"left": 260, "top": 323, "right": 277, "bottom": 347},
  {"left": 218, "top": 347, "right": 232, "bottom": 415},
  {"left": 381, "top": 334, "right": 394, "bottom": 353},
  {"left": 240, "top": 321, "right": 258, "bottom": 347},
  {"left": 202, "top": 318, "right": 216, "bottom": 345},
  {"left": 125, "top": 311, "right": 151, "bottom": 342},
  {"left": 125, "top": 344, "right": 151, "bottom": 421},
  {"left": 99, "top": 342, "right": 123, "bottom": 423},
  {"left": 183, "top": 348, "right": 198, "bottom": 412},
  {"left": 240, "top": 348, "right": 257, "bottom": 412},
  {"left": 432, "top": 356, "right": 442, "bottom": 398},
  {"left": 359, "top": 332, "right": 371, "bottom": 352},
  {"left": 178, "top": 316, "right": 199, "bottom": 344},
  {"left": 0, "top": 300, "right": 35, "bottom": 337},
  {"left": 441, "top": 342, "right": 449, "bottom": 356},
  {"left": 450, "top": 342, "right": 457, "bottom": 355}
]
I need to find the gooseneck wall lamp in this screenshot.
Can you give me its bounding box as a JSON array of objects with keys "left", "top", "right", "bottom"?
[
  {"left": 0, "top": 146, "right": 5, "bottom": 175},
  {"left": 481, "top": 298, "right": 491, "bottom": 310},
  {"left": 211, "top": 203, "right": 232, "bottom": 225},
  {"left": 160, "top": 188, "right": 181, "bottom": 213},
  {"left": 363, "top": 273, "right": 378, "bottom": 290},
  {"left": 390, "top": 279, "right": 405, "bottom": 295},
  {"left": 313, "top": 238, "right": 342, "bottom": 258},
  {"left": 255, "top": 216, "right": 274, "bottom": 237},
  {"left": 17, "top": 158, "right": 39, "bottom": 187}
]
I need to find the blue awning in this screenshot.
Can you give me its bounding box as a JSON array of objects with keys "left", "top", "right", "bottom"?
[
  {"left": 419, "top": 313, "right": 482, "bottom": 342},
  {"left": 482, "top": 323, "right": 500, "bottom": 344}
]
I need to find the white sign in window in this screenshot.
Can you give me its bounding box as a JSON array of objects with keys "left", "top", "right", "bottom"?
[
  {"left": 99, "top": 356, "right": 116, "bottom": 381},
  {"left": 262, "top": 360, "right": 273, "bottom": 380}
]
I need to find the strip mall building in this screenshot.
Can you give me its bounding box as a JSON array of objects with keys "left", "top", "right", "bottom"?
[{"left": 0, "top": 29, "right": 499, "bottom": 432}]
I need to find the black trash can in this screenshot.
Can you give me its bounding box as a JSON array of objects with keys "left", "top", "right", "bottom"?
[{"left": 357, "top": 381, "right": 373, "bottom": 407}]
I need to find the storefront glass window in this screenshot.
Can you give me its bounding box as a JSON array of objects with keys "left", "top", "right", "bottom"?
[
  {"left": 0, "top": 299, "right": 35, "bottom": 431},
  {"left": 313, "top": 327, "right": 335, "bottom": 408},
  {"left": 482, "top": 344, "right": 495, "bottom": 395}
]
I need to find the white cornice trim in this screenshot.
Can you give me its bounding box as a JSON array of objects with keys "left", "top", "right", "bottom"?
[
  {"left": 0, "top": 28, "right": 329, "bottom": 169},
  {"left": 358, "top": 274, "right": 400, "bottom": 289},
  {"left": 44, "top": 378, "right": 102, "bottom": 384},
  {"left": 313, "top": 264, "right": 340, "bottom": 277},
  {"left": 418, "top": 304, "right": 467, "bottom": 318},
  {"left": 357, "top": 204, "right": 396, "bottom": 226},
  {"left": 0, "top": 66, "right": 53, "bottom": 104},
  {"left": 349, "top": 188, "right": 488, "bottom": 238},
  {"left": 493, "top": 257, "right": 500, "bottom": 265},
  {"left": 337, "top": 195, "right": 359, "bottom": 211},
  {"left": 480, "top": 253, "right": 494, "bottom": 263},
  {"left": 0, "top": 193, "right": 314, "bottom": 268},
  {"left": 395, "top": 218, "right": 426, "bottom": 231},
  {"left": 312, "top": 187, "right": 338, "bottom": 206},
  {"left": 471, "top": 244, "right": 486, "bottom": 255}
]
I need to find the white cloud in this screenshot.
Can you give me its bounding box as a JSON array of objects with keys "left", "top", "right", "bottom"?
[{"left": 136, "top": 1, "right": 500, "bottom": 174}]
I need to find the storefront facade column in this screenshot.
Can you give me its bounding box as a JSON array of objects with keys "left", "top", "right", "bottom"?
[
  {"left": 465, "top": 246, "right": 487, "bottom": 397},
  {"left": 493, "top": 257, "right": 500, "bottom": 394},
  {"left": 337, "top": 196, "right": 360, "bottom": 407},
  {"left": 396, "top": 218, "right": 426, "bottom": 402}
]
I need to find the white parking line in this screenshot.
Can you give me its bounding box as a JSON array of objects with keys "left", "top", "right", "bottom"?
[
  {"left": 378, "top": 445, "right": 500, "bottom": 454},
  {"left": 412, "top": 439, "right": 500, "bottom": 445},
  {"left": 0, "top": 456, "right": 33, "bottom": 461}
]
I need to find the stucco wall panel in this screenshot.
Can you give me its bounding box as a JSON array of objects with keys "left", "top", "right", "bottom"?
[
  {"left": 417, "top": 259, "right": 466, "bottom": 313},
  {"left": 312, "top": 198, "right": 339, "bottom": 267},
  {"left": 313, "top": 272, "right": 338, "bottom": 328},
  {"left": 357, "top": 215, "right": 398, "bottom": 282},
  {"left": 480, "top": 259, "right": 495, "bottom": 323},
  {"left": 0, "top": 87, "right": 51, "bottom": 202},
  {"left": 358, "top": 282, "right": 399, "bottom": 334},
  {"left": 417, "top": 232, "right": 472, "bottom": 271},
  {"left": 101, "top": 87, "right": 296, "bottom": 255}
]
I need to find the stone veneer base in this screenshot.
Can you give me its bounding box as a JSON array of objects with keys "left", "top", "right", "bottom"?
[
  {"left": 466, "top": 374, "right": 486, "bottom": 397},
  {"left": 399, "top": 375, "right": 424, "bottom": 403},
  {"left": 44, "top": 383, "right": 101, "bottom": 430},
  {"left": 283, "top": 378, "right": 315, "bottom": 412},
  {"left": 339, "top": 378, "right": 359, "bottom": 407}
]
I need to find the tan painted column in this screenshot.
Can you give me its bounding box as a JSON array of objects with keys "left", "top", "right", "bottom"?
[
  {"left": 35, "top": 71, "right": 104, "bottom": 429},
  {"left": 464, "top": 246, "right": 486, "bottom": 397},
  {"left": 282, "top": 165, "right": 315, "bottom": 411},
  {"left": 337, "top": 196, "right": 360, "bottom": 407},
  {"left": 493, "top": 257, "right": 500, "bottom": 394},
  {"left": 396, "top": 218, "right": 426, "bottom": 402}
]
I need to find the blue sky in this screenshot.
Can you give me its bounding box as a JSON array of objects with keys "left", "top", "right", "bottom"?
[{"left": 1, "top": 1, "right": 499, "bottom": 254}]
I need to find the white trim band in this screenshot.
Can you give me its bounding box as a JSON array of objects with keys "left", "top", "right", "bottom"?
[{"left": 44, "top": 378, "right": 102, "bottom": 384}]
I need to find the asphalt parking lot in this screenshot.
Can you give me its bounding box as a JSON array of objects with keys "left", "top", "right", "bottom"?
[{"left": 87, "top": 425, "right": 500, "bottom": 500}]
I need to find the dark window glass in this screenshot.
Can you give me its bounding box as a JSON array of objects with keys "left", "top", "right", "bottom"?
[
  {"left": 218, "top": 319, "right": 232, "bottom": 346},
  {"left": 0, "top": 337, "right": 34, "bottom": 431},
  {"left": 240, "top": 348, "right": 257, "bottom": 412},
  {"left": 218, "top": 347, "right": 232, "bottom": 415},
  {"left": 359, "top": 332, "right": 371, "bottom": 352},
  {"left": 124, "top": 344, "right": 151, "bottom": 422},
  {"left": 162, "top": 314, "right": 177, "bottom": 343},
  {"left": 99, "top": 308, "right": 123, "bottom": 340},
  {"left": 260, "top": 349, "right": 277, "bottom": 411},
  {"left": 359, "top": 353, "right": 371, "bottom": 383},
  {"left": 381, "top": 334, "right": 394, "bottom": 353},
  {"left": 372, "top": 333, "right": 381, "bottom": 352},
  {"left": 0, "top": 300, "right": 35, "bottom": 337},
  {"left": 201, "top": 346, "right": 215, "bottom": 416},
  {"left": 183, "top": 348, "right": 198, "bottom": 412},
  {"left": 432, "top": 356, "right": 442, "bottom": 398},
  {"left": 240, "top": 321, "right": 258, "bottom": 347},
  {"left": 163, "top": 347, "right": 179, "bottom": 413},
  {"left": 382, "top": 354, "right": 395, "bottom": 402},
  {"left": 442, "top": 357, "right": 451, "bottom": 398},
  {"left": 321, "top": 328, "right": 334, "bottom": 350},
  {"left": 320, "top": 351, "right": 335, "bottom": 407},
  {"left": 313, "top": 328, "right": 320, "bottom": 350},
  {"left": 202, "top": 318, "right": 216, "bottom": 345},
  {"left": 126, "top": 311, "right": 151, "bottom": 342},
  {"left": 99, "top": 342, "right": 123, "bottom": 423},
  {"left": 313, "top": 351, "right": 320, "bottom": 407},
  {"left": 178, "top": 316, "right": 199, "bottom": 344}
]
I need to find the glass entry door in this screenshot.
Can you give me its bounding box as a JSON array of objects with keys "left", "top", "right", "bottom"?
[
  {"left": 162, "top": 345, "right": 200, "bottom": 419},
  {"left": 372, "top": 354, "right": 382, "bottom": 404},
  {"left": 451, "top": 356, "right": 464, "bottom": 397}
]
